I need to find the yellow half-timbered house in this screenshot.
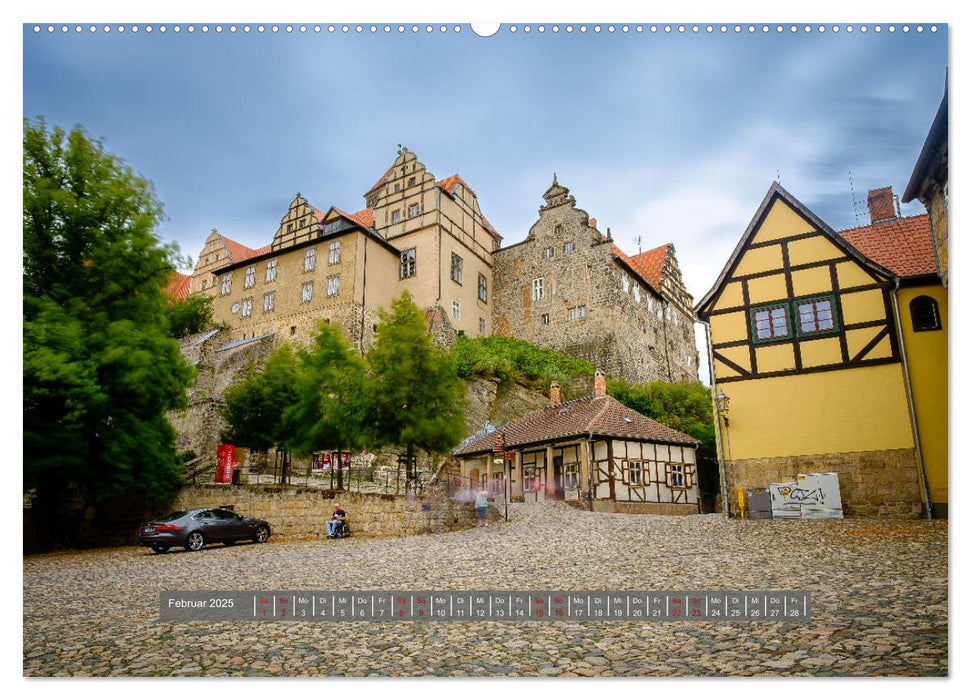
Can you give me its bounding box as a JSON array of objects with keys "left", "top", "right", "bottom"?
[{"left": 695, "top": 182, "right": 946, "bottom": 518}]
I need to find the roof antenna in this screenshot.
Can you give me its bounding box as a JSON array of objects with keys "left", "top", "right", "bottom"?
[
  {"left": 635, "top": 235, "right": 642, "bottom": 254},
  {"left": 776, "top": 168, "right": 782, "bottom": 184},
  {"left": 849, "top": 170, "right": 860, "bottom": 224}
]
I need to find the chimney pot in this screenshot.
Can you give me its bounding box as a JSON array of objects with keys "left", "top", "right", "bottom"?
[
  {"left": 594, "top": 369, "right": 606, "bottom": 398},
  {"left": 867, "top": 187, "right": 897, "bottom": 224},
  {"left": 549, "top": 381, "right": 561, "bottom": 405}
]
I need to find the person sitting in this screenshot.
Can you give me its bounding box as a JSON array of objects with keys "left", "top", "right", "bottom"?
[{"left": 326, "top": 503, "right": 346, "bottom": 539}]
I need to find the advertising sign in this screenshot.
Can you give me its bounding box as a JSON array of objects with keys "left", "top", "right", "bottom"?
[{"left": 216, "top": 444, "right": 235, "bottom": 483}]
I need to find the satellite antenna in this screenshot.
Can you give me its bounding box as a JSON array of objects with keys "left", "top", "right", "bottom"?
[{"left": 636, "top": 235, "right": 642, "bottom": 254}]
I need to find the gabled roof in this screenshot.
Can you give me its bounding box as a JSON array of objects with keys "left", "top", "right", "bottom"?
[
  {"left": 164, "top": 271, "right": 191, "bottom": 301},
  {"left": 694, "top": 182, "right": 895, "bottom": 316},
  {"left": 454, "top": 395, "right": 698, "bottom": 457},
  {"left": 607, "top": 241, "right": 663, "bottom": 296},
  {"left": 628, "top": 244, "right": 670, "bottom": 291},
  {"left": 333, "top": 206, "right": 376, "bottom": 230},
  {"left": 903, "top": 82, "right": 947, "bottom": 203},
  {"left": 222, "top": 235, "right": 267, "bottom": 265},
  {"left": 840, "top": 214, "right": 938, "bottom": 279},
  {"left": 365, "top": 164, "right": 396, "bottom": 197},
  {"left": 438, "top": 174, "right": 476, "bottom": 197}
]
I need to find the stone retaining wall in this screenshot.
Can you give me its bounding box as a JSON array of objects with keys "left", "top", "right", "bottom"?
[
  {"left": 725, "top": 448, "right": 923, "bottom": 518},
  {"left": 171, "top": 484, "right": 478, "bottom": 539}
]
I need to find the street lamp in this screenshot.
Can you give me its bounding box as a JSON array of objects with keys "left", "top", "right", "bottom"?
[{"left": 715, "top": 392, "right": 730, "bottom": 424}]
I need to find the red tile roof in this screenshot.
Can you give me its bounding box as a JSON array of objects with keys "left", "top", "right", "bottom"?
[
  {"left": 839, "top": 214, "right": 937, "bottom": 279},
  {"left": 348, "top": 208, "right": 375, "bottom": 228},
  {"left": 610, "top": 243, "right": 665, "bottom": 294},
  {"left": 628, "top": 244, "right": 670, "bottom": 291},
  {"left": 365, "top": 165, "right": 396, "bottom": 196},
  {"left": 164, "top": 271, "right": 191, "bottom": 301},
  {"left": 454, "top": 395, "right": 697, "bottom": 456},
  {"left": 221, "top": 236, "right": 265, "bottom": 265},
  {"left": 437, "top": 174, "right": 477, "bottom": 197}
]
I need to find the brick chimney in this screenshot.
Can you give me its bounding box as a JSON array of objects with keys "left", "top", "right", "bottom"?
[
  {"left": 594, "top": 369, "right": 606, "bottom": 398},
  {"left": 867, "top": 187, "right": 897, "bottom": 224},
  {"left": 549, "top": 381, "right": 561, "bottom": 405}
]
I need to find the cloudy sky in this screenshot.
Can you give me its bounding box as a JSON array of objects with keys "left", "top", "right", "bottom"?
[{"left": 23, "top": 21, "right": 947, "bottom": 380}]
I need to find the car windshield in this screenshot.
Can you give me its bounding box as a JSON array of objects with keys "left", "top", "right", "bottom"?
[{"left": 153, "top": 510, "right": 190, "bottom": 522}]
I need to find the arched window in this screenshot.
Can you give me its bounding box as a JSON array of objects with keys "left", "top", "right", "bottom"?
[{"left": 910, "top": 296, "right": 942, "bottom": 332}]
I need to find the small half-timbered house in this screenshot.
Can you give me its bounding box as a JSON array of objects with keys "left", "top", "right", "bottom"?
[{"left": 454, "top": 371, "right": 701, "bottom": 515}]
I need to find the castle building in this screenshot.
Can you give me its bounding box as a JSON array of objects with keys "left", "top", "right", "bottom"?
[
  {"left": 695, "top": 182, "right": 946, "bottom": 518},
  {"left": 492, "top": 178, "right": 699, "bottom": 383},
  {"left": 182, "top": 153, "right": 700, "bottom": 386},
  {"left": 192, "top": 149, "right": 502, "bottom": 349}
]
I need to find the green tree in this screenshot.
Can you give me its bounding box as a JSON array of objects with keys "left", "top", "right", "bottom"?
[
  {"left": 606, "top": 379, "right": 717, "bottom": 463},
  {"left": 367, "top": 293, "right": 467, "bottom": 486},
  {"left": 165, "top": 294, "right": 214, "bottom": 339},
  {"left": 286, "top": 321, "right": 369, "bottom": 490},
  {"left": 23, "top": 119, "right": 194, "bottom": 524},
  {"left": 220, "top": 344, "right": 299, "bottom": 482}
]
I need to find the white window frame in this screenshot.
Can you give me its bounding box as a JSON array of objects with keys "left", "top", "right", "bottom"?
[
  {"left": 479, "top": 317, "right": 486, "bottom": 335},
  {"left": 627, "top": 460, "right": 643, "bottom": 486},
  {"left": 265, "top": 259, "right": 277, "bottom": 283},
  {"left": 408, "top": 203, "right": 420, "bottom": 218},
  {"left": 400, "top": 248, "right": 416, "bottom": 279},
  {"left": 301, "top": 281, "right": 314, "bottom": 303},
  {"left": 544, "top": 247, "right": 553, "bottom": 259},
  {"left": 564, "top": 241, "right": 574, "bottom": 254},
  {"left": 452, "top": 300, "right": 460, "bottom": 321},
  {"left": 391, "top": 210, "right": 401, "bottom": 224},
  {"left": 667, "top": 463, "right": 686, "bottom": 489},
  {"left": 541, "top": 313, "right": 550, "bottom": 325},
  {"left": 564, "top": 463, "right": 579, "bottom": 489},
  {"left": 621, "top": 270, "right": 630, "bottom": 294},
  {"left": 220, "top": 274, "right": 231, "bottom": 296},
  {"left": 478, "top": 273, "right": 488, "bottom": 303},
  {"left": 263, "top": 291, "right": 275, "bottom": 313},
  {"left": 241, "top": 297, "right": 253, "bottom": 318},
  {"left": 633, "top": 285, "right": 641, "bottom": 303},
  {"left": 328, "top": 241, "right": 341, "bottom": 265},
  {"left": 451, "top": 253, "right": 463, "bottom": 284},
  {"left": 326, "top": 274, "right": 340, "bottom": 297},
  {"left": 304, "top": 247, "right": 316, "bottom": 272},
  {"left": 531, "top": 277, "right": 544, "bottom": 301},
  {"left": 244, "top": 265, "right": 255, "bottom": 289}
]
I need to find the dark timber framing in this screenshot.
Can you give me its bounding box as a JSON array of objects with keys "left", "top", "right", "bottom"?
[{"left": 697, "top": 182, "right": 902, "bottom": 384}]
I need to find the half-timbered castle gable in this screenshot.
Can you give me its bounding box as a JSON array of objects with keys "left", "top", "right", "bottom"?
[{"left": 695, "top": 182, "right": 900, "bottom": 383}]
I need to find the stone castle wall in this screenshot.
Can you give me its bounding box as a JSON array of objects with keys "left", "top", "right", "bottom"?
[
  {"left": 725, "top": 448, "right": 923, "bottom": 518},
  {"left": 171, "top": 484, "right": 479, "bottom": 540},
  {"left": 492, "top": 183, "right": 698, "bottom": 384}
]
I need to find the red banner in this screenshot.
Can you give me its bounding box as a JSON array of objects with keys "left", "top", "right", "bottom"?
[{"left": 216, "top": 444, "right": 235, "bottom": 483}]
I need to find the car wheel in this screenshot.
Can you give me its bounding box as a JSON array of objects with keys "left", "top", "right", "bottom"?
[
  {"left": 185, "top": 531, "right": 205, "bottom": 552},
  {"left": 254, "top": 525, "right": 269, "bottom": 543},
  {"left": 150, "top": 544, "right": 169, "bottom": 554}
]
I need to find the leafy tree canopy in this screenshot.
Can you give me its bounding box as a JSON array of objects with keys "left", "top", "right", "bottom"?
[
  {"left": 220, "top": 344, "right": 299, "bottom": 453},
  {"left": 367, "top": 293, "right": 468, "bottom": 475},
  {"left": 607, "top": 379, "right": 717, "bottom": 463},
  {"left": 165, "top": 293, "right": 214, "bottom": 339},
  {"left": 23, "top": 119, "right": 193, "bottom": 505},
  {"left": 454, "top": 334, "right": 594, "bottom": 389}
]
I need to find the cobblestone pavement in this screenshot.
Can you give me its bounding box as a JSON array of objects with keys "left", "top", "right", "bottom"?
[{"left": 23, "top": 502, "right": 947, "bottom": 677}]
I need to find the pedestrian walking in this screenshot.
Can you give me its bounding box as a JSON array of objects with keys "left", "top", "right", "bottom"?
[{"left": 474, "top": 489, "right": 489, "bottom": 526}]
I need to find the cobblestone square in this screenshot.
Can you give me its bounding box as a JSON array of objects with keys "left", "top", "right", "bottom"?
[{"left": 23, "top": 503, "right": 947, "bottom": 676}]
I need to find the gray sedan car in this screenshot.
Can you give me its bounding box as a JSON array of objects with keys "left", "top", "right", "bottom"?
[{"left": 137, "top": 508, "right": 271, "bottom": 553}]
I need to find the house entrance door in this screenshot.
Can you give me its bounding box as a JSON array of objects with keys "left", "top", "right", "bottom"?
[{"left": 552, "top": 456, "right": 564, "bottom": 499}]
